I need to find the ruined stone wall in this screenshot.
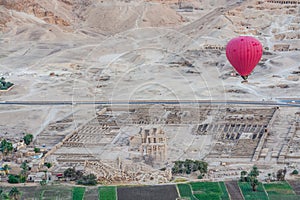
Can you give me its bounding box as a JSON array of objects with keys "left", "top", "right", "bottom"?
[{"left": 265, "top": 0, "right": 300, "bottom": 4}]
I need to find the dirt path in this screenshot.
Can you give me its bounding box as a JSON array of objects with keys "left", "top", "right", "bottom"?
[{"left": 225, "top": 181, "right": 245, "bottom": 200}]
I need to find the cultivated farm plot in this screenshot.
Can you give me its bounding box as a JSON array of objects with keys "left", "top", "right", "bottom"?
[
  {"left": 73, "top": 187, "right": 86, "bottom": 200},
  {"left": 225, "top": 181, "right": 244, "bottom": 200},
  {"left": 191, "top": 182, "right": 230, "bottom": 200},
  {"left": 288, "top": 180, "right": 300, "bottom": 195},
  {"left": 41, "top": 188, "right": 72, "bottom": 200},
  {"left": 84, "top": 187, "right": 99, "bottom": 200},
  {"left": 264, "top": 181, "right": 300, "bottom": 200},
  {"left": 8, "top": 186, "right": 41, "bottom": 200},
  {"left": 177, "top": 182, "right": 229, "bottom": 200},
  {"left": 98, "top": 186, "right": 116, "bottom": 200},
  {"left": 264, "top": 181, "right": 295, "bottom": 195},
  {"left": 238, "top": 182, "right": 268, "bottom": 200},
  {"left": 177, "top": 184, "right": 197, "bottom": 200},
  {"left": 12, "top": 185, "right": 73, "bottom": 200},
  {"left": 117, "top": 185, "right": 178, "bottom": 200}
]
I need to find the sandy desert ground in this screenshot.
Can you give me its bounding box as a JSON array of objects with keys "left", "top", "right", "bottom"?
[{"left": 0, "top": 0, "right": 299, "bottom": 134}]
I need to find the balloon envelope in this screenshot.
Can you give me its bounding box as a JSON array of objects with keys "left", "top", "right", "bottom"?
[{"left": 226, "top": 36, "right": 263, "bottom": 77}]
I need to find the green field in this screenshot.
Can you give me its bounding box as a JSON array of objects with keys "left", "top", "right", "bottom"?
[
  {"left": 3, "top": 180, "right": 300, "bottom": 200},
  {"left": 238, "top": 182, "right": 268, "bottom": 200},
  {"left": 263, "top": 181, "right": 300, "bottom": 200},
  {"left": 98, "top": 186, "right": 116, "bottom": 200},
  {"left": 177, "top": 182, "right": 229, "bottom": 200},
  {"left": 2, "top": 185, "right": 73, "bottom": 200},
  {"left": 264, "top": 181, "right": 295, "bottom": 195},
  {"left": 219, "top": 182, "right": 231, "bottom": 200},
  {"left": 191, "top": 182, "right": 230, "bottom": 200},
  {"left": 177, "top": 183, "right": 197, "bottom": 200},
  {"left": 73, "top": 187, "right": 85, "bottom": 200}
]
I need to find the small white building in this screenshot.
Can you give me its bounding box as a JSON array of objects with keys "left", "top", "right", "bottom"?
[{"left": 27, "top": 171, "right": 53, "bottom": 183}]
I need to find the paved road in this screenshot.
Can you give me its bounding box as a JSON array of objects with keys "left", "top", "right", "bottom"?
[{"left": 0, "top": 100, "right": 299, "bottom": 107}]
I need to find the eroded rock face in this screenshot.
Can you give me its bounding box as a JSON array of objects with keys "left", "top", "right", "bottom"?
[
  {"left": 0, "top": 7, "right": 11, "bottom": 30},
  {"left": 0, "top": 0, "right": 70, "bottom": 26}
]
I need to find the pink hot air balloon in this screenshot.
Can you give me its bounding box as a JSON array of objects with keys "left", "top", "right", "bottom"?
[{"left": 226, "top": 36, "right": 263, "bottom": 81}]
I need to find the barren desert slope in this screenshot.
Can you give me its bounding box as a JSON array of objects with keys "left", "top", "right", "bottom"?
[{"left": 0, "top": 0, "right": 299, "bottom": 138}]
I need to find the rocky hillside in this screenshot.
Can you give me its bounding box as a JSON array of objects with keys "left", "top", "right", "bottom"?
[
  {"left": 0, "top": 0, "right": 72, "bottom": 26},
  {"left": 0, "top": 0, "right": 185, "bottom": 35}
]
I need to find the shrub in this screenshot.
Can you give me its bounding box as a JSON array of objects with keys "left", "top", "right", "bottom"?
[
  {"left": 34, "top": 147, "right": 40, "bottom": 153},
  {"left": 77, "top": 173, "right": 97, "bottom": 186},
  {"left": 291, "top": 170, "right": 298, "bottom": 175},
  {"left": 44, "top": 162, "right": 52, "bottom": 168},
  {"left": 8, "top": 175, "right": 19, "bottom": 184}
]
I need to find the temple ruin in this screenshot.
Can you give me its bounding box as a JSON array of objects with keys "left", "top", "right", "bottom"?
[
  {"left": 36, "top": 104, "right": 300, "bottom": 184},
  {"left": 129, "top": 127, "right": 167, "bottom": 161}
]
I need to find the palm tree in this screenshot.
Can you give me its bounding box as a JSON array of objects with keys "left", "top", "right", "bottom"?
[
  {"left": 248, "top": 165, "right": 260, "bottom": 191},
  {"left": 9, "top": 187, "right": 20, "bottom": 200}
]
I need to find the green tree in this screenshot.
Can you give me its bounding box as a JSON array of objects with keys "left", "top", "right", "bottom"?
[
  {"left": 195, "top": 160, "right": 208, "bottom": 174},
  {"left": 40, "top": 180, "right": 47, "bottom": 186},
  {"left": 277, "top": 169, "right": 286, "bottom": 181},
  {"left": 248, "top": 165, "right": 260, "bottom": 191},
  {"left": 9, "top": 187, "right": 20, "bottom": 200},
  {"left": 249, "top": 176, "right": 259, "bottom": 191},
  {"left": 8, "top": 175, "right": 19, "bottom": 183},
  {"left": 292, "top": 169, "right": 298, "bottom": 175},
  {"left": 64, "top": 167, "right": 77, "bottom": 181},
  {"left": 77, "top": 173, "right": 97, "bottom": 185},
  {"left": 172, "top": 160, "right": 208, "bottom": 175},
  {"left": 19, "top": 175, "right": 26, "bottom": 183},
  {"left": 0, "top": 139, "right": 13, "bottom": 156},
  {"left": 240, "top": 171, "right": 248, "bottom": 182},
  {"left": 23, "top": 134, "right": 33, "bottom": 145},
  {"left": 34, "top": 147, "right": 40, "bottom": 153},
  {"left": 249, "top": 165, "right": 259, "bottom": 177},
  {"left": 20, "top": 162, "right": 29, "bottom": 175},
  {"left": 44, "top": 162, "right": 52, "bottom": 168},
  {"left": 3, "top": 164, "right": 10, "bottom": 175}
]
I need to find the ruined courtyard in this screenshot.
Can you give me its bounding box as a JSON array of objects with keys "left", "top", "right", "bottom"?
[{"left": 33, "top": 103, "right": 300, "bottom": 184}]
